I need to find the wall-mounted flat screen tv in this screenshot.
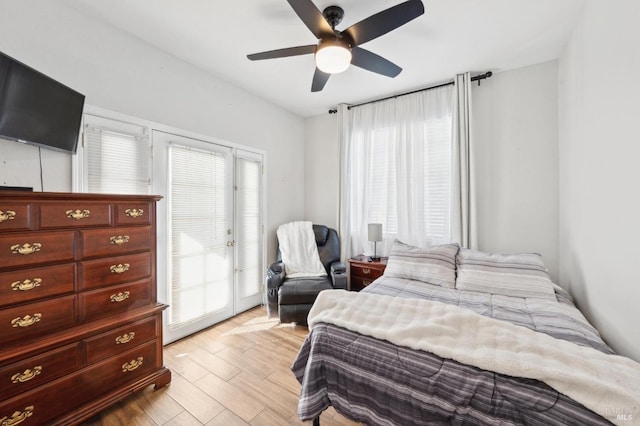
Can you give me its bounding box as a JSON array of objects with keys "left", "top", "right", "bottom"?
[{"left": 0, "top": 51, "right": 85, "bottom": 153}]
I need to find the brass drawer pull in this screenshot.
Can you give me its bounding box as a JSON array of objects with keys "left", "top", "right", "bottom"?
[
  {"left": 11, "top": 278, "right": 42, "bottom": 292},
  {"left": 122, "top": 357, "right": 143, "bottom": 372},
  {"left": 363, "top": 280, "right": 372, "bottom": 286},
  {"left": 109, "top": 235, "right": 130, "bottom": 245},
  {"left": 124, "top": 208, "right": 144, "bottom": 218},
  {"left": 10, "top": 243, "right": 42, "bottom": 256},
  {"left": 11, "top": 366, "right": 42, "bottom": 384},
  {"left": 362, "top": 268, "right": 371, "bottom": 275},
  {"left": 110, "top": 263, "right": 130, "bottom": 274},
  {"left": 11, "top": 313, "right": 42, "bottom": 328},
  {"left": 115, "top": 332, "right": 135, "bottom": 344},
  {"left": 110, "top": 291, "right": 130, "bottom": 303},
  {"left": 0, "top": 210, "right": 16, "bottom": 223},
  {"left": 65, "top": 209, "right": 90, "bottom": 220},
  {"left": 0, "top": 405, "right": 34, "bottom": 426}
]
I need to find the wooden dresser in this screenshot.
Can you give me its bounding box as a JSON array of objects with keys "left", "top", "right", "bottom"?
[
  {"left": 348, "top": 255, "right": 388, "bottom": 291},
  {"left": 0, "top": 191, "right": 170, "bottom": 425}
]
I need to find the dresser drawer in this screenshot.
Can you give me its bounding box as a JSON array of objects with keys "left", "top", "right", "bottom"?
[
  {"left": 79, "top": 279, "right": 152, "bottom": 322},
  {"left": 351, "top": 276, "right": 377, "bottom": 289},
  {"left": 0, "top": 341, "right": 158, "bottom": 426},
  {"left": 0, "top": 368, "right": 101, "bottom": 426},
  {"left": 0, "top": 296, "right": 76, "bottom": 345},
  {"left": 0, "top": 264, "right": 75, "bottom": 308},
  {"left": 0, "top": 343, "right": 82, "bottom": 401},
  {"left": 85, "top": 316, "right": 158, "bottom": 364},
  {"left": 79, "top": 226, "right": 151, "bottom": 259},
  {"left": 0, "top": 231, "right": 75, "bottom": 269},
  {"left": 78, "top": 252, "right": 152, "bottom": 290},
  {"left": 116, "top": 202, "right": 152, "bottom": 226},
  {"left": 98, "top": 339, "right": 160, "bottom": 390},
  {"left": 39, "top": 203, "right": 112, "bottom": 229},
  {"left": 350, "top": 264, "right": 385, "bottom": 280},
  {"left": 0, "top": 204, "right": 33, "bottom": 231}
]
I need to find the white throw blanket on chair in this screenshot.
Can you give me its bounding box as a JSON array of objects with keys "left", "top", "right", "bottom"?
[{"left": 277, "top": 221, "right": 327, "bottom": 278}]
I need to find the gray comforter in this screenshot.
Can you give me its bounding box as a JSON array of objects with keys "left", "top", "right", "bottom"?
[{"left": 292, "top": 276, "right": 615, "bottom": 425}]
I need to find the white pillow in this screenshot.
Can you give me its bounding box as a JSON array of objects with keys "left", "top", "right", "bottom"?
[
  {"left": 384, "top": 240, "right": 459, "bottom": 288},
  {"left": 455, "top": 248, "right": 556, "bottom": 299}
]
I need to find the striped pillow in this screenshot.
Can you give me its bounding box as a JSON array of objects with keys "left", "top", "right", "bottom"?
[
  {"left": 455, "top": 248, "right": 556, "bottom": 299},
  {"left": 384, "top": 240, "right": 459, "bottom": 288}
]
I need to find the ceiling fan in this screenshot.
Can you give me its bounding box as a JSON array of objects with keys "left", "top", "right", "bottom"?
[{"left": 247, "top": 0, "right": 425, "bottom": 92}]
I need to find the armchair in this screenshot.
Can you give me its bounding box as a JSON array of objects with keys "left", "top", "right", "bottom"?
[{"left": 266, "top": 224, "right": 346, "bottom": 324}]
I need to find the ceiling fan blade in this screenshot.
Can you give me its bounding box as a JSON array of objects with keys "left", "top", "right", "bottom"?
[
  {"left": 351, "top": 47, "right": 402, "bottom": 77},
  {"left": 311, "top": 68, "right": 331, "bottom": 92},
  {"left": 286, "top": 0, "right": 334, "bottom": 39},
  {"left": 247, "top": 45, "right": 316, "bottom": 61},
  {"left": 342, "top": 0, "right": 424, "bottom": 46}
]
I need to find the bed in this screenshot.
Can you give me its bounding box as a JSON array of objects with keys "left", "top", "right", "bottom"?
[{"left": 291, "top": 243, "right": 640, "bottom": 425}]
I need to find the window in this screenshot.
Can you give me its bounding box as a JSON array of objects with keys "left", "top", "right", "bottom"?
[
  {"left": 345, "top": 85, "right": 454, "bottom": 255},
  {"left": 235, "top": 153, "right": 263, "bottom": 300},
  {"left": 80, "top": 114, "right": 151, "bottom": 194}
]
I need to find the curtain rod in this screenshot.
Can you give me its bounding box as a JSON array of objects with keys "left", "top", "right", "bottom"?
[{"left": 328, "top": 71, "right": 492, "bottom": 114}]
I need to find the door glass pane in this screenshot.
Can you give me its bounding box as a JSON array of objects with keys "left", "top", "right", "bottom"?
[
  {"left": 236, "top": 157, "right": 262, "bottom": 300},
  {"left": 169, "top": 144, "right": 229, "bottom": 328}
]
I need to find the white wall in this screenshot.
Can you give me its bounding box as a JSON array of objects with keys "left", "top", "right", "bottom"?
[
  {"left": 559, "top": 0, "right": 640, "bottom": 360},
  {"left": 0, "top": 139, "right": 72, "bottom": 192},
  {"left": 304, "top": 113, "right": 339, "bottom": 230},
  {"left": 473, "top": 61, "right": 559, "bottom": 281},
  {"left": 0, "top": 1, "right": 305, "bottom": 263}
]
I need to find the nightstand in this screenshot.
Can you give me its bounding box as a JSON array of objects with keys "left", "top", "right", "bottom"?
[{"left": 348, "top": 255, "right": 388, "bottom": 291}]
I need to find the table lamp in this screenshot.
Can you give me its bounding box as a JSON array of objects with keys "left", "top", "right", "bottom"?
[{"left": 368, "top": 223, "right": 383, "bottom": 260}]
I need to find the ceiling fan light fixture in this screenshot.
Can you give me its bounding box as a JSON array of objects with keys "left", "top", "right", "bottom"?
[{"left": 315, "top": 39, "right": 352, "bottom": 74}]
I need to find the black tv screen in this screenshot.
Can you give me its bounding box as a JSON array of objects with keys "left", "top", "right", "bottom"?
[{"left": 0, "top": 51, "right": 85, "bottom": 153}]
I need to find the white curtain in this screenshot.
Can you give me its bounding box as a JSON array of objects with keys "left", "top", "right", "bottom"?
[
  {"left": 341, "top": 85, "right": 454, "bottom": 258},
  {"left": 337, "top": 103, "right": 350, "bottom": 262},
  {"left": 451, "top": 72, "right": 477, "bottom": 249}
]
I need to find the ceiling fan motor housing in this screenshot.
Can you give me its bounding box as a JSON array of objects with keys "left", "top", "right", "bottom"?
[{"left": 323, "top": 6, "right": 345, "bottom": 29}]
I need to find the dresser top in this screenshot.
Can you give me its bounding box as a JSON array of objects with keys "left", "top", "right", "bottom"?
[{"left": 0, "top": 191, "right": 162, "bottom": 202}]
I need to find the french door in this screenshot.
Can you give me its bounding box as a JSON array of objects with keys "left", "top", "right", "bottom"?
[{"left": 153, "top": 131, "right": 264, "bottom": 343}]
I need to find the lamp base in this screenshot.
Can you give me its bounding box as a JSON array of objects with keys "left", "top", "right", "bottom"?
[{"left": 370, "top": 241, "right": 381, "bottom": 261}]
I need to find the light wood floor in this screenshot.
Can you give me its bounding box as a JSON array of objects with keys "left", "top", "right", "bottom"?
[{"left": 82, "top": 307, "right": 360, "bottom": 426}]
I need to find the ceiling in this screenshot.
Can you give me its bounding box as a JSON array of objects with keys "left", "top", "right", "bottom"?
[{"left": 63, "top": 0, "right": 585, "bottom": 118}]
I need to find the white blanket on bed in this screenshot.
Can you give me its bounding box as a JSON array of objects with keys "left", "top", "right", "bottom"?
[
  {"left": 308, "top": 290, "right": 640, "bottom": 425},
  {"left": 277, "top": 221, "right": 326, "bottom": 278}
]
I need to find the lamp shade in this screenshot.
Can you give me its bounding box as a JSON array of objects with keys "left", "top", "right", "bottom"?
[
  {"left": 368, "top": 223, "right": 383, "bottom": 242},
  {"left": 315, "top": 39, "right": 352, "bottom": 74}
]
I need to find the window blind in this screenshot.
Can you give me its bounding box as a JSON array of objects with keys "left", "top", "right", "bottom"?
[
  {"left": 423, "top": 115, "right": 452, "bottom": 244},
  {"left": 168, "top": 144, "right": 228, "bottom": 328},
  {"left": 235, "top": 157, "right": 262, "bottom": 299},
  {"left": 84, "top": 117, "right": 151, "bottom": 194}
]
